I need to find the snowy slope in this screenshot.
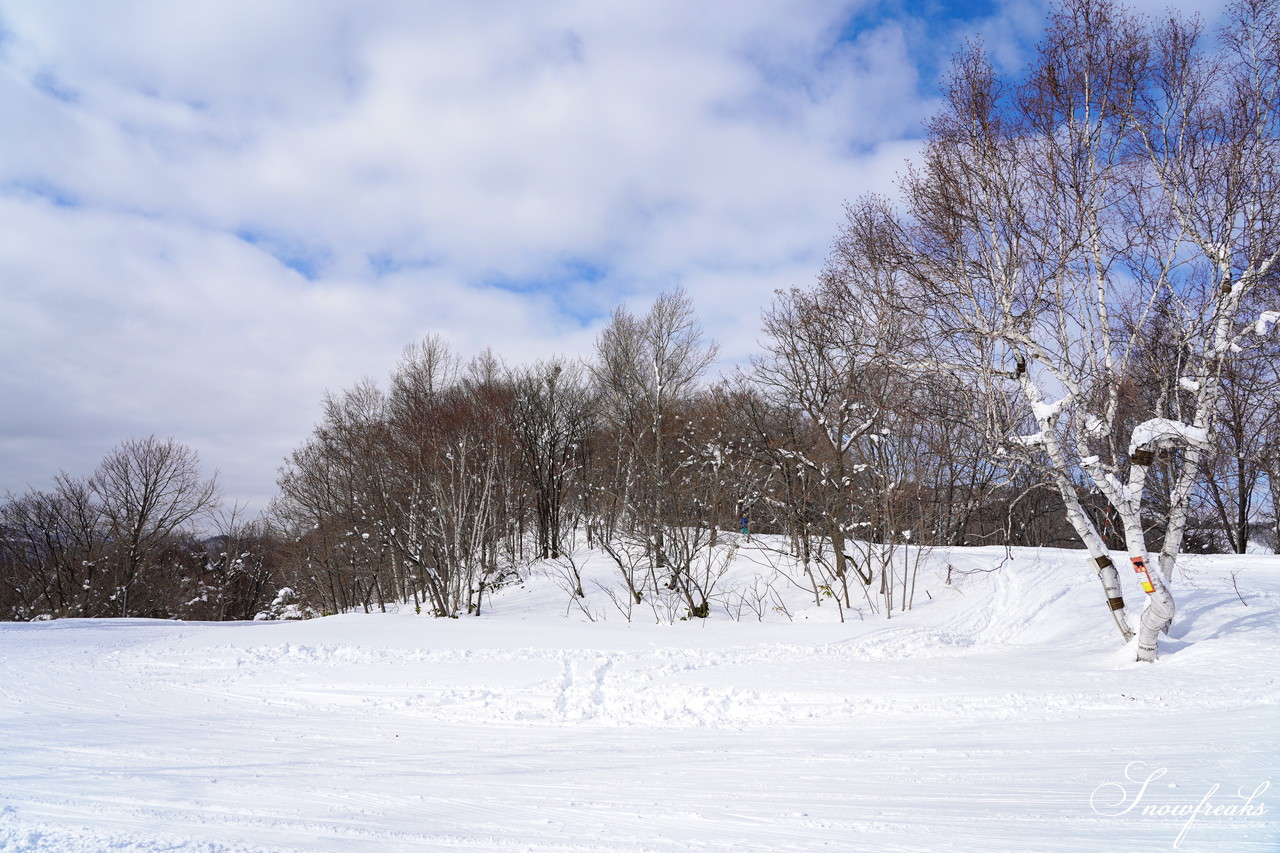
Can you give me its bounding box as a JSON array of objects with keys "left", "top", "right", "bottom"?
[{"left": 1, "top": 544, "right": 1277, "bottom": 852}]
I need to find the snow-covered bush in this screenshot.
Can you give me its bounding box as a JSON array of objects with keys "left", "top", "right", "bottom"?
[{"left": 254, "top": 587, "right": 312, "bottom": 621}]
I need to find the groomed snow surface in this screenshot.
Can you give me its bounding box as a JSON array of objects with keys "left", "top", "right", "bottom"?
[{"left": 2, "top": 541, "right": 1277, "bottom": 852}]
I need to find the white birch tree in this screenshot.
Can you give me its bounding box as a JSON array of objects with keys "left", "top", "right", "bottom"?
[
  {"left": 590, "top": 289, "right": 718, "bottom": 583},
  {"left": 842, "top": 0, "right": 1280, "bottom": 659}
]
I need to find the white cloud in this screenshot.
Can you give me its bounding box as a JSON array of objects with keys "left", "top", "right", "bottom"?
[{"left": 0, "top": 0, "right": 1033, "bottom": 511}]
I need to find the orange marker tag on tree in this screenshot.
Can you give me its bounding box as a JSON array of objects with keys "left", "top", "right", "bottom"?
[{"left": 1131, "top": 556, "right": 1155, "bottom": 594}]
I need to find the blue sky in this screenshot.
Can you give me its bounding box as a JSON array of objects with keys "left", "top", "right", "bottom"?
[{"left": 0, "top": 0, "right": 1224, "bottom": 513}]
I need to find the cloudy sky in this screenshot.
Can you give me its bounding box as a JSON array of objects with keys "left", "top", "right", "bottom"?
[{"left": 0, "top": 0, "right": 1224, "bottom": 514}]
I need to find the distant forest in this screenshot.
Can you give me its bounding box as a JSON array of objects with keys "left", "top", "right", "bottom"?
[{"left": 4, "top": 0, "right": 1279, "bottom": 625}]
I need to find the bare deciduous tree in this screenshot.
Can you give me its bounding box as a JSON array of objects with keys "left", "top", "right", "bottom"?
[
  {"left": 0, "top": 476, "right": 103, "bottom": 618},
  {"left": 91, "top": 436, "right": 220, "bottom": 616},
  {"left": 591, "top": 289, "right": 719, "bottom": 580},
  {"left": 508, "top": 359, "right": 594, "bottom": 560}
]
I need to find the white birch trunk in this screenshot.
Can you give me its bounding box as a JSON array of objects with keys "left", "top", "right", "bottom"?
[{"left": 1016, "top": 371, "right": 1134, "bottom": 641}]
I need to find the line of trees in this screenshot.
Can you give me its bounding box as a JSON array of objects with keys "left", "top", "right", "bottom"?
[
  {"left": 2, "top": 275, "right": 1274, "bottom": 624},
  {"left": 262, "top": 289, "right": 1003, "bottom": 621},
  {"left": 3, "top": 0, "right": 1277, "bottom": 645},
  {"left": 0, "top": 437, "right": 282, "bottom": 621},
  {"left": 264, "top": 270, "right": 1273, "bottom": 627}
]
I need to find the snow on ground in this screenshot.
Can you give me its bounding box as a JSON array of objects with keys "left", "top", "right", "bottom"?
[{"left": 1, "top": 541, "right": 1277, "bottom": 852}]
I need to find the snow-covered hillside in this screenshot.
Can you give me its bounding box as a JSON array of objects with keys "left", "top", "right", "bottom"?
[{"left": 1, "top": 543, "right": 1277, "bottom": 852}]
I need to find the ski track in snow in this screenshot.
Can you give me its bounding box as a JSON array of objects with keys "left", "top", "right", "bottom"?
[{"left": 0, "top": 544, "right": 1277, "bottom": 852}]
